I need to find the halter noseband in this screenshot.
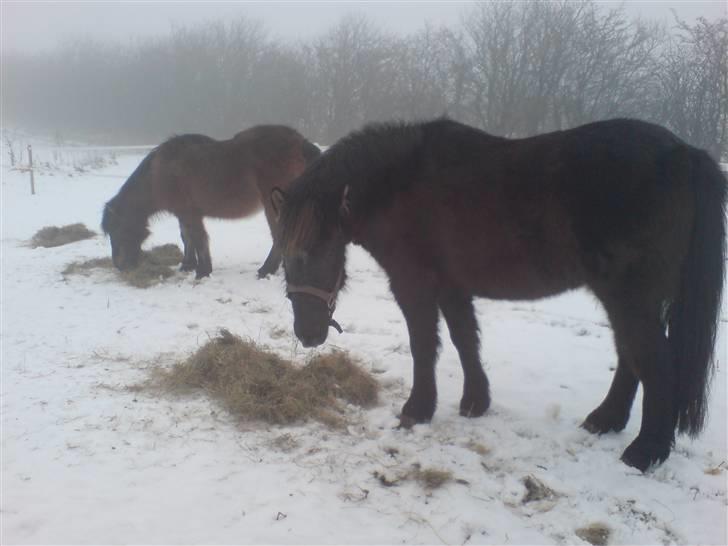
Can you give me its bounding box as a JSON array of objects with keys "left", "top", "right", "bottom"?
[{"left": 286, "top": 268, "right": 345, "bottom": 333}]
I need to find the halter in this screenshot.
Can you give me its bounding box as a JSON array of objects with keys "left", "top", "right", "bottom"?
[{"left": 286, "top": 267, "right": 345, "bottom": 333}]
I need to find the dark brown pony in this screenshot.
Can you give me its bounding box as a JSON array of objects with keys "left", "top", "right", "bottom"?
[
  {"left": 102, "top": 125, "right": 320, "bottom": 279},
  {"left": 273, "top": 118, "right": 726, "bottom": 471}
]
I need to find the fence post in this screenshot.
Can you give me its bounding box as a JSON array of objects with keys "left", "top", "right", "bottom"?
[{"left": 27, "top": 144, "right": 35, "bottom": 195}]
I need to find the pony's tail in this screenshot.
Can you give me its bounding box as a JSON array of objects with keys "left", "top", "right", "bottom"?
[
  {"left": 669, "top": 149, "right": 726, "bottom": 436},
  {"left": 301, "top": 139, "right": 322, "bottom": 164}
]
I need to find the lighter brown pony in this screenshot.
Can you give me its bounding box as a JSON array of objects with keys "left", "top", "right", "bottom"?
[{"left": 102, "top": 125, "right": 320, "bottom": 279}]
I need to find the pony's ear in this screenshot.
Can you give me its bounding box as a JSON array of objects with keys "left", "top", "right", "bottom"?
[
  {"left": 270, "top": 187, "right": 286, "bottom": 219},
  {"left": 339, "top": 185, "right": 351, "bottom": 218}
]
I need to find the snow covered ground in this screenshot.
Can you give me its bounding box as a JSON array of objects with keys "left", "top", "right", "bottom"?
[{"left": 1, "top": 147, "right": 726, "bottom": 545}]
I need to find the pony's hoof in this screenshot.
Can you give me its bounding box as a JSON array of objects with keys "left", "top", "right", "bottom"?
[
  {"left": 195, "top": 270, "right": 212, "bottom": 280},
  {"left": 256, "top": 268, "right": 272, "bottom": 279},
  {"left": 582, "top": 407, "right": 629, "bottom": 435},
  {"left": 180, "top": 262, "right": 197, "bottom": 272},
  {"left": 581, "top": 419, "right": 603, "bottom": 435},
  {"left": 459, "top": 376, "right": 490, "bottom": 417},
  {"left": 459, "top": 396, "right": 490, "bottom": 418},
  {"left": 398, "top": 415, "right": 419, "bottom": 429},
  {"left": 620, "top": 437, "right": 671, "bottom": 472},
  {"left": 400, "top": 397, "right": 435, "bottom": 426}
]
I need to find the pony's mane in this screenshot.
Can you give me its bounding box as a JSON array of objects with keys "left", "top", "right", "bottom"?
[
  {"left": 101, "top": 202, "right": 118, "bottom": 234},
  {"left": 280, "top": 119, "right": 459, "bottom": 253}
]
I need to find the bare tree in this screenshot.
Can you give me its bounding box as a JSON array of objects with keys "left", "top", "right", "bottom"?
[
  {"left": 460, "top": 1, "right": 663, "bottom": 136},
  {"left": 387, "top": 25, "right": 461, "bottom": 121},
  {"left": 305, "top": 13, "right": 393, "bottom": 142},
  {"left": 559, "top": 6, "right": 664, "bottom": 128},
  {"left": 1, "top": 3, "right": 722, "bottom": 155},
  {"left": 657, "top": 16, "right": 728, "bottom": 160}
]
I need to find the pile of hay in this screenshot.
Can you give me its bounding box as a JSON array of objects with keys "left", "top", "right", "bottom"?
[
  {"left": 31, "top": 223, "right": 96, "bottom": 247},
  {"left": 151, "top": 329, "right": 379, "bottom": 427},
  {"left": 63, "top": 244, "right": 183, "bottom": 288}
]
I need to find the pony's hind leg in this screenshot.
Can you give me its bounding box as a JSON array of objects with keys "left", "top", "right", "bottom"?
[
  {"left": 180, "top": 214, "right": 212, "bottom": 279},
  {"left": 582, "top": 353, "right": 638, "bottom": 434},
  {"left": 178, "top": 219, "right": 198, "bottom": 272},
  {"left": 438, "top": 287, "right": 490, "bottom": 418},
  {"left": 600, "top": 293, "right": 676, "bottom": 470}
]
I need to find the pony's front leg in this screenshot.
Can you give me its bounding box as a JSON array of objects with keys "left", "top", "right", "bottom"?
[
  {"left": 439, "top": 287, "right": 490, "bottom": 418},
  {"left": 257, "top": 243, "right": 281, "bottom": 278},
  {"left": 603, "top": 299, "right": 675, "bottom": 470},
  {"left": 582, "top": 354, "right": 638, "bottom": 434},
  {"left": 391, "top": 277, "right": 441, "bottom": 427},
  {"left": 180, "top": 214, "right": 212, "bottom": 279},
  {"left": 257, "top": 202, "right": 282, "bottom": 278}
]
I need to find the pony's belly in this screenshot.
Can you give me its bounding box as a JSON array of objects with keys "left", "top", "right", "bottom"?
[
  {"left": 212, "top": 200, "right": 262, "bottom": 219},
  {"left": 456, "top": 253, "right": 584, "bottom": 300},
  {"left": 473, "top": 279, "right": 579, "bottom": 301}
]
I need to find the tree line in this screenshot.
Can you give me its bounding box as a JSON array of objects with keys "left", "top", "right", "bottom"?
[{"left": 2, "top": 2, "right": 726, "bottom": 159}]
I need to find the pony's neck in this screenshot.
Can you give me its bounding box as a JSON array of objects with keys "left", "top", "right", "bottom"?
[{"left": 113, "top": 173, "right": 156, "bottom": 223}]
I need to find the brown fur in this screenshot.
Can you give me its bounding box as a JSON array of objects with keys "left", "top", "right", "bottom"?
[
  {"left": 102, "top": 125, "right": 320, "bottom": 279},
  {"left": 278, "top": 118, "right": 727, "bottom": 472}
]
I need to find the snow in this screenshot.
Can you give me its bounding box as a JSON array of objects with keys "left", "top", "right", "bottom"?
[{"left": 1, "top": 148, "right": 726, "bottom": 545}]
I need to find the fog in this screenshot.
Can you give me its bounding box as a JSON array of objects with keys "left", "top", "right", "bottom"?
[
  {"left": 3, "top": 1, "right": 725, "bottom": 54},
  {"left": 2, "top": 1, "right": 726, "bottom": 158}
]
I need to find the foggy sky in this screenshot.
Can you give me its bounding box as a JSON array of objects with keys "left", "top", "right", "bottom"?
[{"left": 3, "top": 1, "right": 727, "bottom": 54}]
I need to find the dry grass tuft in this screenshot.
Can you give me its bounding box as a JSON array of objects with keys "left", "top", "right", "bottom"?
[
  {"left": 142, "top": 244, "right": 184, "bottom": 266},
  {"left": 575, "top": 523, "right": 611, "bottom": 546},
  {"left": 120, "top": 244, "right": 183, "bottom": 288},
  {"left": 522, "top": 475, "right": 559, "bottom": 503},
  {"left": 62, "top": 244, "right": 183, "bottom": 288},
  {"left": 464, "top": 439, "right": 490, "bottom": 456},
  {"left": 411, "top": 466, "right": 453, "bottom": 490},
  {"left": 704, "top": 461, "right": 725, "bottom": 475},
  {"left": 31, "top": 223, "right": 96, "bottom": 247},
  {"left": 373, "top": 464, "right": 454, "bottom": 491},
  {"left": 63, "top": 257, "right": 113, "bottom": 276},
  {"left": 149, "top": 329, "right": 378, "bottom": 427}
]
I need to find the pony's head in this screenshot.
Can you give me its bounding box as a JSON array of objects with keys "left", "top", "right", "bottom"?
[
  {"left": 101, "top": 202, "right": 150, "bottom": 271},
  {"left": 273, "top": 185, "right": 350, "bottom": 347}
]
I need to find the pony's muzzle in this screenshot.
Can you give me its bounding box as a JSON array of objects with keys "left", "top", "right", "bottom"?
[
  {"left": 298, "top": 333, "right": 327, "bottom": 348},
  {"left": 112, "top": 253, "right": 132, "bottom": 271}
]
